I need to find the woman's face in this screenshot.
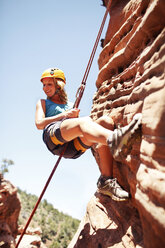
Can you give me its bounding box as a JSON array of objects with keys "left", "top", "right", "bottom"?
[{"left": 42, "top": 78, "right": 56, "bottom": 98}]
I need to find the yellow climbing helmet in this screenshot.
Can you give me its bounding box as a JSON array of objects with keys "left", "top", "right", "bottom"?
[{"left": 40, "top": 68, "right": 66, "bottom": 83}]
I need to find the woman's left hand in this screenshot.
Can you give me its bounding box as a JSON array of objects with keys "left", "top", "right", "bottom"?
[{"left": 65, "top": 108, "right": 80, "bottom": 119}]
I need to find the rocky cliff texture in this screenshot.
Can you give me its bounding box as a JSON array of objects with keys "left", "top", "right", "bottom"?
[
  {"left": 69, "top": 0, "right": 165, "bottom": 247},
  {"left": 0, "top": 177, "right": 46, "bottom": 248},
  {"left": 16, "top": 226, "right": 47, "bottom": 248},
  {"left": 0, "top": 177, "right": 21, "bottom": 247}
]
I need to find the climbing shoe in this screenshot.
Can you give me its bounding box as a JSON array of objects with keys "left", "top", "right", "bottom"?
[
  {"left": 97, "top": 176, "right": 129, "bottom": 201},
  {"left": 107, "top": 113, "right": 142, "bottom": 161}
]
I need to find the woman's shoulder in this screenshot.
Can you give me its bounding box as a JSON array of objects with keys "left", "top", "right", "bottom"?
[
  {"left": 36, "top": 99, "right": 46, "bottom": 113},
  {"left": 36, "top": 99, "right": 45, "bottom": 106}
]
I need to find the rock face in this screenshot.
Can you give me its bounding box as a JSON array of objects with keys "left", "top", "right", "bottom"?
[
  {"left": 0, "top": 177, "right": 46, "bottom": 248},
  {"left": 16, "top": 227, "right": 47, "bottom": 248},
  {"left": 0, "top": 177, "right": 21, "bottom": 248},
  {"left": 69, "top": 0, "right": 165, "bottom": 247},
  {"left": 68, "top": 194, "right": 143, "bottom": 248}
]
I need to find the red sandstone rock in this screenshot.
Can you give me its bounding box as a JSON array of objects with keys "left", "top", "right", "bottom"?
[
  {"left": 15, "top": 234, "right": 47, "bottom": 248},
  {"left": 18, "top": 226, "right": 42, "bottom": 236},
  {"left": 0, "top": 177, "right": 21, "bottom": 247},
  {"left": 16, "top": 226, "right": 47, "bottom": 248},
  {"left": 68, "top": 194, "right": 143, "bottom": 248},
  {"left": 0, "top": 176, "right": 47, "bottom": 248}
]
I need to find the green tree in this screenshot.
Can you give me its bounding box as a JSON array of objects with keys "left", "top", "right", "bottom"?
[
  {"left": 0, "top": 159, "right": 14, "bottom": 176},
  {"left": 18, "top": 188, "right": 80, "bottom": 246}
]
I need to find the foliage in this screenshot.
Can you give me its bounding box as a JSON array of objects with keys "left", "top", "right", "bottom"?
[
  {"left": 0, "top": 159, "right": 14, "bottom": 176},
  {"left": 18, "top": 188, "right": 80, "bottom": 247}
]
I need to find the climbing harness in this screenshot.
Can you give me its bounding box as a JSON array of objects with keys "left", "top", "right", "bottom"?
[{"left": 15, "top": 1, "right": 112, "bottom": 247}]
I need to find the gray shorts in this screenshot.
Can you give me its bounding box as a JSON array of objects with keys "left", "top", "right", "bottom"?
[{"left": 43, "top": 121, "right": 91, "bottom": 159}]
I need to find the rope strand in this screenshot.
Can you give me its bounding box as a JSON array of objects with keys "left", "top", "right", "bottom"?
[
  {"left": 15, "top": 147, "right": 67, "bottom": 248},
  {"left": 74, "top": 0, "right": 111, "bottom": 109}
]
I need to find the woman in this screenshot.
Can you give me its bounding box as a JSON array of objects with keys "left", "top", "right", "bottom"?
[{"left": 35, "top": 68, "right": 142, "bottom": 201}]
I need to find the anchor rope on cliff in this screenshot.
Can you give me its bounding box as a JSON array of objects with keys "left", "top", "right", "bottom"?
[{"left": 15, "top": 1, "right": 112, "bottom": 247}]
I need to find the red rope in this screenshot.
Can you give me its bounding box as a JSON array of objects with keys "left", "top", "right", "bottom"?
[
  {"left": 15, "top": 1, "right": 111, "bottom": 247},
  {"left": 15, "top": 146, "right": 67, "bottom": 248},
  {"left": 74, "top": 0, "right": 112, "bottom": 108}
]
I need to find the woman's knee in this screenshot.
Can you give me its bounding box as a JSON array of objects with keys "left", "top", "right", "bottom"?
[
  {"left": 78, "top": 116, "right": 92, "bottom": 126},
  {"left": 78, "top": 116, "right": 93, "bottom": 131},
  {"left": 96, "top": 116, "right": 114, "bottom": 130}
]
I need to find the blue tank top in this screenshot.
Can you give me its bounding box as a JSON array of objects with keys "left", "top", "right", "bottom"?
[{"left": 45, "top": 99, "right": 73, "bottom": 117}]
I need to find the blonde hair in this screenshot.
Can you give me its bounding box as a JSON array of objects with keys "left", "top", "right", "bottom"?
[{"left": 47, "top": 78, "right": 68, "bottom": 104}]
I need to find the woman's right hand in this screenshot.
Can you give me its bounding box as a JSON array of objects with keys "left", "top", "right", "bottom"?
[{"left": 65, "top": 108, "right": 80, "bottom": 119}]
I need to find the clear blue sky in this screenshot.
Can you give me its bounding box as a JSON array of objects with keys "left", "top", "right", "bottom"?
[{"left": 1, "top": 0, "right": 109, "bottom": 219}]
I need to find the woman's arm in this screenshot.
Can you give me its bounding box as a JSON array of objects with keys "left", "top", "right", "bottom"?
[{"left": 35, "top": 99, "right": 80, "bottom": 130}]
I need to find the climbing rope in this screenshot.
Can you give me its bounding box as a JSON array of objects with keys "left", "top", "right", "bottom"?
[
  {"left": 15, "top": 1, "right": 111, "bottom": 247},
  {"left": 74, "top": 0, "right": 112, "bottom": 108}
]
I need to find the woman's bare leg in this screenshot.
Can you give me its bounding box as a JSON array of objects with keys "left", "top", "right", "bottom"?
[
  {"left": 93, "top": 143, "right": 113, "bottom": 176},
  {"left": 60, "top": 114, "right": 141, "bottom": 201},
  {"left": 92, "top": 116, "right": 114, "bottom": 177},
  {"left": 93, "top": 117, "right": 129, "bottom": 201},
  {"left": 60, "top": 116, "right": 113, "bottom": 146},
  {"left": 61, "top": 113, "right": 142, "bottom": 164},
  {"left": 61, "top": 115, "right": 114, "bottom": 177}
]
